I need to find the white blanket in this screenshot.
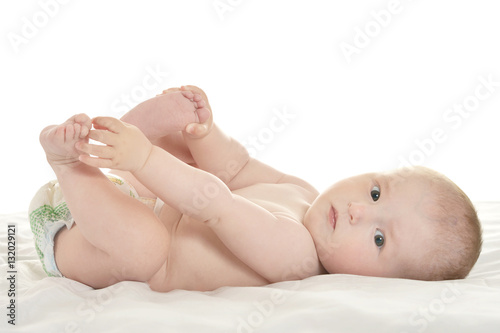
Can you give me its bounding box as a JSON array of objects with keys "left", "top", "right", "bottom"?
[{"left": 1, "top": 202, "right": 500, "bottom": 332}]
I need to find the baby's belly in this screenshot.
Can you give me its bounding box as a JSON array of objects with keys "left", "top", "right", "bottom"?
[{"left": 148, "top": 213, "right": 268, "bottom": 292}]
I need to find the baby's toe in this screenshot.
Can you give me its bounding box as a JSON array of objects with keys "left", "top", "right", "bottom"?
[
  {"left": 195, "top": 107, "right": 211, "bottom": 124},
  {"left": 180, "top": 90, "right": 195, "bottom": 101},
  {"left": 80, "top": 125, "right": 89, "bottom": 138},
  {"left": 53, "top": 125, "right": 66, "bottom": 142},
  {"left": 195, "top": 98, "right": 206, "bottom": 109},
  {"left": 74, "top": 113, "right": 93, "bottom": 129},
  {"left": 64, "top": 124, "right": 75, "bottom": 142},
  {"left": 192, "top": 94, "right": 203, "bottom": 102},
  {"left": 74, "top": 123, "right": 82, "bottom": 140}
]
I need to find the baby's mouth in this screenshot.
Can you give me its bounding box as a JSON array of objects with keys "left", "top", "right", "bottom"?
[{"left": 329, "top": 206, "right": 337, "bottom": 230}]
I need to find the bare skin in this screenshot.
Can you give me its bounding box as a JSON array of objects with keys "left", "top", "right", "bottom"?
[
  {"left": 43, "top": 88, "right": 320, "bottom": 291},
  {"left": 42, "top": 91, "right": 210, "bottom": 288},
  {"left": 43, "top": 86, "right": 435, "bottom": 292},
  {"left": 118, "top": 89, "right": 210, "bottom": 140}
]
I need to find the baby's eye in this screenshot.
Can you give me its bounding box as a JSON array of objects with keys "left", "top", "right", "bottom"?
[
  {"left": 370, "top": 185, "right": 381, "bottom": 202},
  {"left": 374, "top": 230, "right": 385, "bottom": 248}
]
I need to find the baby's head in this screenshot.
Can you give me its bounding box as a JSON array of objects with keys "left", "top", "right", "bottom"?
[{"left": 304, "top": 166, "right": 482, "bottom": 281}]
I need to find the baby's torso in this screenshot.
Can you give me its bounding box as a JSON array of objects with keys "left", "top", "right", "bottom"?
[{"left": 148, "top": 182, "right": 314, "bottom": 292}]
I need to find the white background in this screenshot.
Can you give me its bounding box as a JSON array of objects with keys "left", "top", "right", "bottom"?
[{"left": 1, "top": 0, "right": 499, "bottom": 213}]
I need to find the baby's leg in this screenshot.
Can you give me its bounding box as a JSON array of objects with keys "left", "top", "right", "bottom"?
[{"left": 41, "top": 115, "right": 169, "bottom": 288}]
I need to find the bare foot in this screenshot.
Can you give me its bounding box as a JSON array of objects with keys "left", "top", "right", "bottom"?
[
  {"left": 39, "top": 113, "right": 92, "bottom": 167},
  {"left": 179, "top": 85, "right": 212, "bottom": 114},
  {"left": 120, "top": 90, "right": 210, "bottom": 140},
  {"left": 180, "top": 85, "right": 213, "bottom": 138}
]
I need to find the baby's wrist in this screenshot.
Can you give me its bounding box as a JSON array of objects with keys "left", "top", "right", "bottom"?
[{"left": 132, "top": 142, "right": 154, "bottom": 174}]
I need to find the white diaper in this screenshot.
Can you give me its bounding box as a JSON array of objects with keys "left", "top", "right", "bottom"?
[{"left": 28, "top": 173, "right": 162, "bottom": 277}]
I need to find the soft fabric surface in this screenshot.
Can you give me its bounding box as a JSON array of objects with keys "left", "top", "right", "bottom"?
[{"left": 1, "top": 202, "right": 499, "bottom": 332}]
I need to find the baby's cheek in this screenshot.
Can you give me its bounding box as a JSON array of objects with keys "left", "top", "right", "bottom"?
[{"left": 332, "top": 244, "right": 370, "bottom": 273}]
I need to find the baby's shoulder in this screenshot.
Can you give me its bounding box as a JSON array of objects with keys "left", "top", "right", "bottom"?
[
  {"left": 233, "top": 180, "right": 317, "bottom": 202},
  {"left": 277, "top": 174, "right": 319, "bottom": 197},
  {"left": 232, "top": 180, "right": 317, "bottom": 223}
]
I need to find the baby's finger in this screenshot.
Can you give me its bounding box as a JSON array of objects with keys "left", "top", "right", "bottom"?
[
  {"left": 185, "top": 123, "right": 208, "bottom": 137},
  {"left": 92, "top": 117, "right": 125, "bottom": 133},
  {"left": 88, "top": 129, "right": 118, "bottom": 146},
  {"left": 79, "top": 154, "right": 113, "bottom": 169},
  {"left": 76, "top": 141, "right": 116, "bottom": 159}
]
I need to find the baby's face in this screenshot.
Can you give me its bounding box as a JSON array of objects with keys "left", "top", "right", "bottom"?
[{"left": 304, "top": 170, "right": 433, "bottom": 278}]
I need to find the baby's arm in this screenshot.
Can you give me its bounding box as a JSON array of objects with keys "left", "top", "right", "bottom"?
[
  {"left": 182, "top": 89, "right": 315, "bottom": 193},
  {"left": 77, "top": 117, "right": 227, "bottom": 221},
  {"left": 137, "top": 145, "right": 318, "bottom": 282},
  {"left": 77, "top": 117, "right": 319, "bottom": 282},
  {"left": 184, "top": 123, "right": 284, "bottom": 188}
]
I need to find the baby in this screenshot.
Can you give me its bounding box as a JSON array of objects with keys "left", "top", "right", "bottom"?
[{"left": 30, "top": 86, "right": 483, "bottom": 292}]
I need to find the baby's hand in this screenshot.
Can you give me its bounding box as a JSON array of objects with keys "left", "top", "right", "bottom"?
[
  {"left": 181, "top": 86, "right": 213, "bottom": 139},
  {"left": 76, "top": 117, "right": 153, "bottom": 172}
]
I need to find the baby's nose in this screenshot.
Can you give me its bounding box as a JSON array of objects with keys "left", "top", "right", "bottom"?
[{"left": 348, "top": 202, "right": 367, "bottom": 225}]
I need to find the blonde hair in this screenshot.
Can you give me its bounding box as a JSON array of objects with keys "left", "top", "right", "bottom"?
[{"left": 398, "top": 166, "right": 483, "bottom": 281}]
